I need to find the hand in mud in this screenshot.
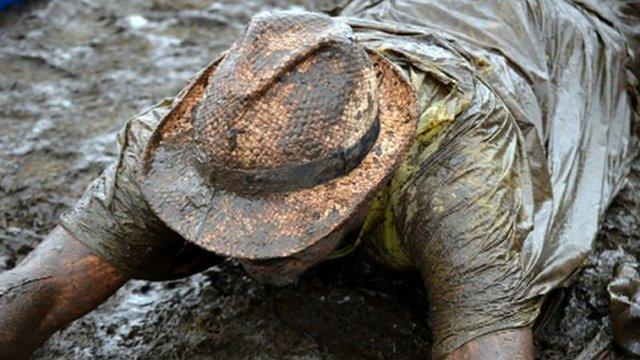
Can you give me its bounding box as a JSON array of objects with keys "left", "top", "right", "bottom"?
[{"left": 0, "top": 226, "right": 128, "bottom": 359}]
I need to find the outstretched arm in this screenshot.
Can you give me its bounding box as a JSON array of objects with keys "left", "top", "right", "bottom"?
[
  {"left": 392, "top": 77, "right": 542, "bottom": 358},
  {"left": 0, "top": 226, "right": 128, "bottom": 359},
  {"left": 448, "top": 329, "right": 533, "bottom": 360}
]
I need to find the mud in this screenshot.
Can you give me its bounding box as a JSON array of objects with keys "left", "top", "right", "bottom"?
[{"left": 0, "top": 1, "right": 638, "bottom": 359}]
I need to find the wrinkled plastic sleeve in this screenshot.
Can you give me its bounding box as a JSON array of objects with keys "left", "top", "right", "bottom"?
[
  {"left": 394, "top": 80, "right": 542, "bottom": 358},
  {"left": 60, "top": 103, "right": 219, "bottom": 281}
]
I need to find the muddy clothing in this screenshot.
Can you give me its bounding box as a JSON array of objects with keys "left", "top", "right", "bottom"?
[
  {"left": 60, "top": 100, "right": 222, "bottom": 280},
  {"left": 342, "top": 0, "right": 639, "bottom": 356},
  {"left": 60, "top": 0, "right": 639, "bottom": 357}
]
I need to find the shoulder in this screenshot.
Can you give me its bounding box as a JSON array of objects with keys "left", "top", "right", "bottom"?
[{"left": 116, "top": 98, "right": 175, "bottom": 164}]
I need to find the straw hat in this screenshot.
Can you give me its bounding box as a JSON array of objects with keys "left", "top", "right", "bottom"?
[{"left": 139, "top": 11, "right": 418, "bottom": 259}]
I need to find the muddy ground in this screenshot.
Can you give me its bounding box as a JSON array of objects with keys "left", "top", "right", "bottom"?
[{"left": 0, "top": 0, "right": 638, "bottom": 359}]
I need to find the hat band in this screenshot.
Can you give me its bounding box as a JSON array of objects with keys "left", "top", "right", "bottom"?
[{"left": 194, "top": 118, "right": 380, "bottom": 195}]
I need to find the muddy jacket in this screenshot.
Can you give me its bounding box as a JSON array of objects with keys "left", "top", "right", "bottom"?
[{"left": 60, "top": 0, "right": 640, "bottom": 357}]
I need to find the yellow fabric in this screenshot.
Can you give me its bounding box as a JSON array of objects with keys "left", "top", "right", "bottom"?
[{"left": 358, "top": 58, "right": 465, "bottom": 270}]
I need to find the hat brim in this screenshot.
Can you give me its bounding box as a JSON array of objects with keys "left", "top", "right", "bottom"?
[{"left": 139, "top": 50, "right": 418, "bottom": 260}]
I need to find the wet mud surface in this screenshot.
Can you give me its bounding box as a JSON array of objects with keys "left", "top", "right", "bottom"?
[{"left": 0, "top": 1, "right": 638, "bottom": 359}]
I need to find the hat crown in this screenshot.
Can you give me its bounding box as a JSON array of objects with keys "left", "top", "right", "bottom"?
[{"left": 191, "top": 11, "right": 379, "bottom": 192}]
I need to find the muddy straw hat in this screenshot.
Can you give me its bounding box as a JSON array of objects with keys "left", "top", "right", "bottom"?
[{"left": 140, "top": 11, "right": 418, "bottom": 259}]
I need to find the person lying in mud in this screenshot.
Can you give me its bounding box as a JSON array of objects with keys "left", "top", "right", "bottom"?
[{"left": 1, "top": 1, "right": 640, "bottom": 359}]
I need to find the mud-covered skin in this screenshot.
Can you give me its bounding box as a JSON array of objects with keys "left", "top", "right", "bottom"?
[
  {"left": 448, "top": 329, "right": 534, "bottom": 360},
  {"left": 1, "top": 1, "right": 639, "bottom": 359},
  {"left": 0, "top": 227, "right": 127, "bottom": 359}
]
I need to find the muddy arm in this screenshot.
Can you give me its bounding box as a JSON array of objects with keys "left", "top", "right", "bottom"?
[
  {"left": 396, "top": 92, "right": 543, "bottom": 357},
  {"left": 0, "top": 226, "right": 128, "bottom": 359},
  {"left": 447, "top": 329, "right": 533, "bottom": 360}
]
